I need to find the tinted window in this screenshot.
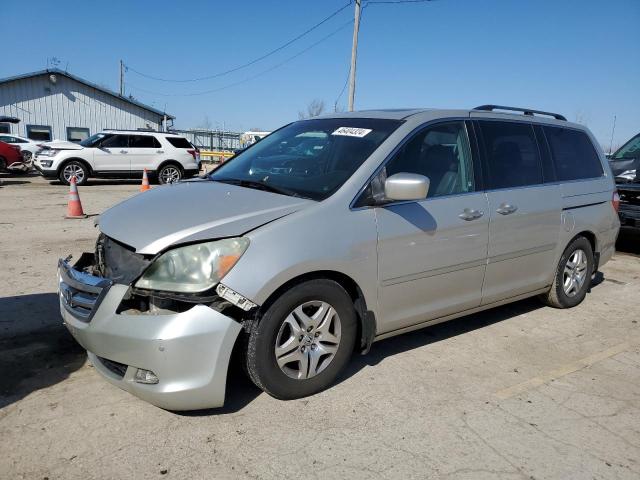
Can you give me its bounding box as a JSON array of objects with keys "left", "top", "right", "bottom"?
[
  {"left": 0, "top": 123, "right": 10, "bottom": 134},
  {"left": 210, "top": 118, "right": 401, "bottom": 201},
  {"left": 166, "top": 137, "right": 193, "bottom": 148},
  {"left": 612, "top": 134, "right": 640, "bottom": 160},
  {"left": 480, "top": 121, "right": 542, "bottom": 189},
  {"left": 385, "top": 121, "right": 475, "bottom": 197},
  {"left": 130, "top": 135, "right": 161, "bottom": 148},
  {"left": 100, "top": 134, "right": 129, "bottom": 148},
  {"left": 544, "top": 127, "right": 603, "bottom": 181}
]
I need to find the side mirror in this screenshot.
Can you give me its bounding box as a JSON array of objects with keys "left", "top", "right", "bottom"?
[{"left": 384, "top": 173, "right": 429, "bottom": 201}]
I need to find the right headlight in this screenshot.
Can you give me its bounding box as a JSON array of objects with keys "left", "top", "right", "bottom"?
[{"left": 135, "top": 237, "right": 249, "bottom": 293}]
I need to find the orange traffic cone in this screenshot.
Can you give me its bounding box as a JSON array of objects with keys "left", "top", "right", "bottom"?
[
  {"left": 66, "top": 176, "right": 87, "bottom": 219},
  {"left": 140, "top": 168, "right": 151, "bottom": 192}
]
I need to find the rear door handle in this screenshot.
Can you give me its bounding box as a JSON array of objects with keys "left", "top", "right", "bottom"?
[
  {"left": 156, "top": 150, "right": 164, "bottom": 154},
  {"left": 496, "top": 203, "right": 518, "bottom": 215},
  {"left": 119, "top": 150, "right": 128, "bottom": 154},
  {"left": 459, "top": 208, "right": 484, "bottom": 221}
]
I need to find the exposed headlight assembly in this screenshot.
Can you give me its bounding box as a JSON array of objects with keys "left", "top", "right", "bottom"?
[
  {"left": 135, "top": 238, "right": 249, "bottom": 293},
  {"left": 616, "top": 169, "right": 637, "bottom": 182},
  {"left": 38, "top": 149, "right": 59, "bottom": 157}
]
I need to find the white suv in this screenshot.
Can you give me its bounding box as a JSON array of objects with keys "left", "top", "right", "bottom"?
[{"left": 34, "top": 130, "right": 200, "bottom": 185}]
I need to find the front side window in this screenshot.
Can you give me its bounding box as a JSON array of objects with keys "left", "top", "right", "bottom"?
[
  {"left": 543, "top": 126, "right": 603, "bottom": 181},
  {"left": 80, "top": 132, "right": 110, "bottom": 147},
  {"left": 385, "top": 121, "right": 475, "bottom": 198},
  {"left": 612, "top": 133, "right": 640, "bottom": 160},
  {"left": 26, "top": 125, "right": 52, "bottom": 141},
  {"left": 100, "top": 134, "right": 129, "bottom": 149},
  {"left": 129, "top": 135, "right": 161, "bottom": 148},
  {"left": 209, "top": 118, "right": 401, "bottom": 201},
  {"left": 67, "top": 127, "right": 90, "bottom": 143},
  {"left": 480, "top": 121, "right": 542, "bottom": 189}
]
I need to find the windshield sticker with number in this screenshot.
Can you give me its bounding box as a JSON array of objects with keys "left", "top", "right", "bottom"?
[{"left": 331, "top": 127, "right": 372, "bottom": 138}]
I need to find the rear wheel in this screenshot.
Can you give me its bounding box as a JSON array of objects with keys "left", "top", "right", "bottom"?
[
  {"left": 245, "top": 279, "right": 357, "bottom": 400},
  {"left": 157, "top": 163, "right": 182, "bottom": 184},
  {"left": 59, "top": 161, "right": 89, "bottom": 185},
  {"left": 540, "top": 236, "right": 594, "bottom": 308}
]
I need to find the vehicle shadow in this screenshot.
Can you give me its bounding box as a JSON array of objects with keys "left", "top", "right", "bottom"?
[
  {"left": 0, "top": 180, "right": 31, "bottom": 187},
  {"left": 616, "top": 227, "right": 640, "bottom": 256},
  {"left": 0, "top": 293, "right": 85, "bottom": 409},
  {"left": 48, "top": 179, "right": 142, "bottom": 187}
]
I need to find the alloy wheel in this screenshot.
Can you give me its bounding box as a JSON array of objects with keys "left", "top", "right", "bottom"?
[
  {"left": 563, "top": 248, "right": 588, "bottom": 297},
  {"left": 63, "top": 163, "right": 85, "bottom": 183},
  {"left": 274, "top": 300, "right": 342, "bottom": 380},
  {"left": 160, "top": 166, "right": 181, "bottom": 184}
]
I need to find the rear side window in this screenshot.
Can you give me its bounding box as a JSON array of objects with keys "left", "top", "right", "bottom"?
[
  {"left": 543, "top": 127, "right": 603, "bottom": 181},
  {"left": 129, "top": 135, "right": 161, "bottom": 148},
  {"left": 165, "top": 137, "right": 193, "bottom": 148},
  {"left": 479, "top": 121, "right": 542, "bottom": 189}
]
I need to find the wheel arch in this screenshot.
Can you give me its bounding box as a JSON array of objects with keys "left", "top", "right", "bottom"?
[
  {"left": 56, "top": 157, "right": 94, "bottom": 175},
  {"left": 256, "top": 270, "right": 376, "bottom": 355},
  {"left": 157, "top": 159, "right": 184, "bottom": 173}
]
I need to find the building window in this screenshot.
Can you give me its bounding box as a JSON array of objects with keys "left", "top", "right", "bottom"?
[
  {"left": 67, "top": 127, "right": 90, "bottom": 143},
  {"left": 0, "top": 123, "right": 10, "bottom": 134},
  {"left": 26, "top": 125, "right": 52, "bottom": 141}
]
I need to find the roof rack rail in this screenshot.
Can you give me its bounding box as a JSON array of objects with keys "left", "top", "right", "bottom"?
[{"left": 473, "top": 105, "right": 566, "bottom": 121}]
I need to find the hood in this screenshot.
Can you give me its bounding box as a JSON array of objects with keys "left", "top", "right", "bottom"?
[
  {"left": 44, "top": 140, "right": 84, "bottom": 150},
  {"left": 98, "top": 180, "right": 314, "bottom": 254}
]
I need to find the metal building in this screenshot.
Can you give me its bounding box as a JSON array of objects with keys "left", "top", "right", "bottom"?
[{"left": 0, "top": 68, "right": 174, "bottom": 142}]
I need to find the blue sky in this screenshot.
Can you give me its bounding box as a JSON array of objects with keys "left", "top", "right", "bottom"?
[{"left": 3, "top": 0, "right": 639, "bottom": 148}]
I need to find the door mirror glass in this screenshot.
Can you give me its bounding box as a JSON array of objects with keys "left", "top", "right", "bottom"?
[{"left": 384, "top": 173, "right": 429, "bottom": 201}]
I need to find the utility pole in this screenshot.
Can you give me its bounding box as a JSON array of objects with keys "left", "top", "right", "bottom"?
[
  {"left": 608, "top": 115, "right": 617, "bottom": 154},
  {"left": 347, "top": 0, "right": 361, "bottom": 112},
  {"left": 119, "top": 60, "right": 124, "bottom": 96}
]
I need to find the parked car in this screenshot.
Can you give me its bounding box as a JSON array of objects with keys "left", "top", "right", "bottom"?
[
  {"left": 0, "top": 140, "right": 27, "bottom": 172},
  {"left": 33, "top": 130, "right": 200, "bottom": 185},
  {"left": 609, "top": 132, "right": 639, "bottom": 182},
  {"left": 58, "top": 105, "right": 620, "bottom": 410},
  {"left": 0, "top": 134, "right": 41, "bottom": 163}
]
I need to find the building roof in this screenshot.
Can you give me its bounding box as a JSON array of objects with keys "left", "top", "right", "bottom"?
[{"left": 0, "top": 68, "right": 174, "bottom": 119}]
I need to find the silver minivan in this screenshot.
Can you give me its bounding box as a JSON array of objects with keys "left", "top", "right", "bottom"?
[{"left": 59, "top": 106, "right": 620, "bottom": 410}]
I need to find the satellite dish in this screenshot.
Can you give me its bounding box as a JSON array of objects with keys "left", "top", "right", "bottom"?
[{"left": 49, "top": 74, "right": 57, "bottom": 84}]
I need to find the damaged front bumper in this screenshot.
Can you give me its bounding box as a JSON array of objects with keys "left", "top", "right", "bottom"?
[{"left": 58, "top": 254, "right": 243, "bottom": 411}]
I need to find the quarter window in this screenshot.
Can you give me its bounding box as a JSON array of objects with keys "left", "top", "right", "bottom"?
[
  {"left": 26, "top": 125, "right": 52, "bottom": 141},
  {"left": 130, "top": 135, "right": 161, "bottom": 148},
  {"left": 543, "top": 126, "right": 603, "bottom": 181},
  {"left": 480, "top": 121, "right": 542, "bottom": 189},
  {"left": 385, "top": 122, "right": 475, "bottom": 198}
]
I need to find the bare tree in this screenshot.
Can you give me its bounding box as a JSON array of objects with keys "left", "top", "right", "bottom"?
[{"left": 298, "top": 99, "right": 325, "bottom": 120}]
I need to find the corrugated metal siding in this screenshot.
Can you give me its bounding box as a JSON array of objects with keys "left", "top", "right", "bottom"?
[{"left": 0, "top": 73, "right": 163, "bottom": 139}]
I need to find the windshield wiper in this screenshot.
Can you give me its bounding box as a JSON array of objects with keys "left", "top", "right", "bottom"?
[{"left": 212, "top": 178, "right": 306, "bottom": 198}]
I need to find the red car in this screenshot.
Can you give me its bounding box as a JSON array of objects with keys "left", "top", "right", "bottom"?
[{"left": 0, "top": 140, "right": 24, "bottom": 172}]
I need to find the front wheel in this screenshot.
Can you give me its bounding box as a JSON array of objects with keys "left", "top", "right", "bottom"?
[
  {"left": 539, "top": 236, "right": 594, "bottom": 309},
  {"left": 59, "top": 161, "right": 89, "bottom": 185},
  {"left": 157, "top": 164, "right": 182, "bottom": 184},
  {"left": 245, "top": 279, "right": 357, "bottom": 400}
]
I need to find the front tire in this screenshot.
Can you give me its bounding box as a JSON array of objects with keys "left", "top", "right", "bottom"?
[
  {"left": 59, "top": 160, "right": 89, "bottom": 185},
  {"left": 539, "top": 236, "right": 594, "bottom": 309},
  {"left": 157, "top": 163, "right": 183, "bottom": 184},
  {"left": 245, "top": 279, "right": 357, "bottom": 400}
]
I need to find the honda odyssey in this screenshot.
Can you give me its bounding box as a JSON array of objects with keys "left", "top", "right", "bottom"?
[{"left": 58, "top": 105, "right": 620, "bottom": 410}]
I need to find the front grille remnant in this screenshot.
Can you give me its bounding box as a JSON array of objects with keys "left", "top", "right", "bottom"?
[
  {"left": 59, "top": 255, "right": 112, "bottom": 323},
  {"left": 98, "top": 357, "right": 128, "bottom": 378}
]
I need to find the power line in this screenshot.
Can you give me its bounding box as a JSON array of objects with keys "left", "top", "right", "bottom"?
[
  {"left": 126, "top": 1, "right": 353, "bottom": 83},
  {"left": 127, "top": 20, "right": 354, "bottom": 98}
]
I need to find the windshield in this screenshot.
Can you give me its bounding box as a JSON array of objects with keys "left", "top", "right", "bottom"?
[
  {"left": 209, "top": 118, "right": 401, "bottom": 201},
  {"left": 613, "top": 133, "right": 640, "bottom": 160},
  {"left": 80, "top": 132, "right": 111, "bottom": 147}
]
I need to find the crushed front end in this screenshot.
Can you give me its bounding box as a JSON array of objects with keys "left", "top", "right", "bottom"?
[{"left": 59, "top": 235, "right": 245, "bottom": 411}]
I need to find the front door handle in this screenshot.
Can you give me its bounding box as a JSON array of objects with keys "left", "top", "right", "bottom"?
[
  {"left": 459, "top": 208, "right": 484, "bottom": 221},
  {"left": 496, "top": 203, "right": 518, "bottom": 215},
  {"left": 119, "top": 150, "right": 128, "bottom": 154},
  {"left": 156, "top": 150, "right": 164, "bottom": 154}
]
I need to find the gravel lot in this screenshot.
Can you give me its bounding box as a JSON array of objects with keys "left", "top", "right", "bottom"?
[{"left": 1, "top": 173, "right": 639, "bottom": 480}]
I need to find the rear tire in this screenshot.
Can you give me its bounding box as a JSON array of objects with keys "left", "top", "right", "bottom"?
[
  {"left": 539, "top": 236, "right": 594, "bottom": 309},
  {"left": 59, "top": 160, "right": 89, "bottom": 186},
  {"left": 245, "top": 279, "right": 357, "bottom": 400},
  {"left": 157, "top": 163, "right": 183, "bottom": 184}
]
